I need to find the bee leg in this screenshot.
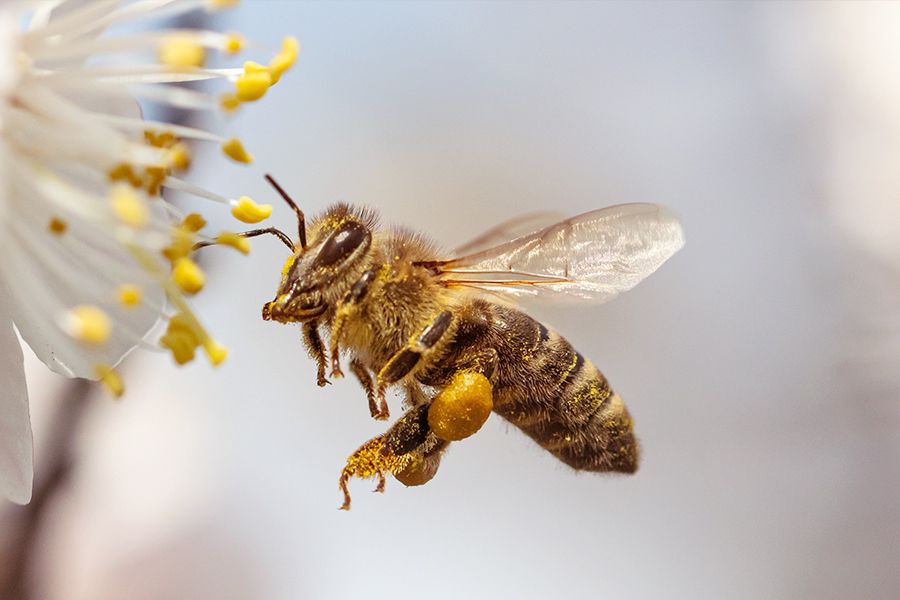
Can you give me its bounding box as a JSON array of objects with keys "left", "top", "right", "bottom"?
[
  {"left": 374, "top": 311, "right": 453, "bottom": 421},
  {"left": 384, "top": 404, "right": 431, "bottom": 456},
  {"left": 338, "top": 433, "right": 414, "bottom": 510},
  {"left": 302, "top": 322, "right": 330, "bottom": 387},
  {"left": 383, "top": 404, "right": 451, "bottom": 488},
  {"left": 328, "top": 269, "right": 378, "bottom": 379},
  {"left": 374, "top": 472, "right": 386, "bottom": 494},
  {"left": 338, "top": 470, "right": 352, "bottom": 511},
  {"left": 349, "top": 358, "right": 379, "bottom": 418}
]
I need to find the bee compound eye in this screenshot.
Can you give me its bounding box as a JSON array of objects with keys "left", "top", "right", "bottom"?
[{"left": 312, "top": 221, "right": 370, "bottom": 269}]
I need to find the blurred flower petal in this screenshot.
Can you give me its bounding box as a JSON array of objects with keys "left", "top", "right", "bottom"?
[{"left": 0, "top": 299, "right": 33, "bottom": 505}]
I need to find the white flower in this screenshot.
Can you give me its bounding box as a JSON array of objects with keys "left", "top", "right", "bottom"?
[{"left": 0, "top": 0, "right": 298, "bottom": 504}]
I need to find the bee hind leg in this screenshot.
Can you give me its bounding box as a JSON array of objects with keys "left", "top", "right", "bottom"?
[{"left": 338, "top": 433, "right": 414, "bottom": 510}]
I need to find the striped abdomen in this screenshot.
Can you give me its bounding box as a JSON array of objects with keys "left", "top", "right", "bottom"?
[{"left": 421, "top": 300, "right": 639, "bottom": 473}]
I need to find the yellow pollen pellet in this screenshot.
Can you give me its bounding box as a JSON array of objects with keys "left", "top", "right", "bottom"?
[
  {"left": 110, "top": 184, "right": 149, "bottom": 227},
  {"left": 203, "top": 340, "right": 229, "bottom": 366},
  {"left": 95, "top": 364, "right": 125, "bottom": 398},
  {"left": 428, "top": 371, "right": 493, "bottom": 441},
  {"left": 231, "top": 195, "right": 272, "bottom": 223},
  {"left": 48, "top": 217, "right": 67, "bottom": 235},
  {"left": 234, "top": 68, "right": 272, "bottom": 102},
  {"left": 67, "top": 305, "right": 112, "bottom": 345},
  {"left": 159, "top": 35, "right": 206, "bottom": 68},
  {"left": 224, "top": 33, "right": 244, "bottom": 54},
  {"left": 116, "top": 284, "right": 142, "bottom": 307},
  {"left": 172, "top": 257, "right": 205, "bottom": 294},
  {"left": 168, "top": 143, "right": 191, "bottom": 170},
  {"left": 221, "top": 137, "right": 253, "bottom": 164},
  {"left": 217, "top": 231, "right": 251, "bottom": 254},
  {"left": 181, "top": 213, "right": 207, "bottom": 233}
]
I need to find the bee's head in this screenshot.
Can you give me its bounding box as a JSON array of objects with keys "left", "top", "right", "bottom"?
[{"left": 264, "top": 203, "right": 376, "bottom": 324}]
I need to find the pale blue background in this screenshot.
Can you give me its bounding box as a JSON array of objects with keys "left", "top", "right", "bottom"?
[{"left": 21, "top": 2, "right": 900, "bottom": 599}]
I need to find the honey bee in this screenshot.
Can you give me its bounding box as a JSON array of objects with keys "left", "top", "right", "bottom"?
[{"left": 223, "top": 175, "right": 684, "bottom": 509}]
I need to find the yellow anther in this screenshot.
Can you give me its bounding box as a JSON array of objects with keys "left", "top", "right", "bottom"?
[
  {"left": 108, "top": 163, "right": 143, "bottom": 188},
  {"left": 203, "top": 339, "right": 229, "bottom": 366},
  {"left": 216, "top": 231, "right": 251, "bottom": 254},
  {"left": 172, "top": 257, "right": 205, "bottom": 294},
  {"left": 48, "top": 217, "right": 67, "bottom": 235},
  {"left": 428, "top": 371, "right": 493, "bottom": 441},
  {"left": 110, "top": 184, "right": 149, "bottom": 227},
  {"left": 168, "top": 143, "right": 191, "bottom": 170},
  {"left": 162, "top": 227, "right": 194, "bottom": 264},
  {"left": 220, "top": 93, "right": 241, "bottom": 113},
  {"left": 221, "top": 137, "right": 253, "bottom": 164},
  {"left": 95, "top": 364, "right": 125, "bottom": 398},
  {"left": 144, "top": 166, "right": 167, "bottom": 196},
  {"left": 181, "top": 213, "right": 206, "bottom": 233},
  {"left": 207, "top": 0, "right": 240, "bottom": 9},
  {"left": 231, "top": 195, "right": 272, "bottom": 223},
  {"left": 243, "top": 60, "right": 268, "bottom": 75},
  {"left": 67, "top": 305, "right": 112, "bottom": 345},
  {"left": 234, "top": 64, "right": 272, "bottom": 102},
  {"left": 159, "top": 35, "right": 206, "bottom": 68},
  {"left": 116, "top": 284, "right": 142, "bottom": 308},
  {"left": 268, "top": 36, "right": 299, "bottom": 84},
  {"left": 144, "top": 130, "right": 176, "bottom": 148},
  {"left": 224, "top": 33, "right": 244, "bottom": 54},
  {"left": 160, "top": 313, "right": 201, "bottom": 365}
]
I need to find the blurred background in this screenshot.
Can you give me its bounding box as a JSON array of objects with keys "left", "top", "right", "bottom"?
[{"left": 4, "top": 1, "right": 900, "bottom": 599}]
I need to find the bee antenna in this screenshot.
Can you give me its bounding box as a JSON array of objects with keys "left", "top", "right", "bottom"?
[{"left": 265, "top": 173, "right": 307, "bottom": 250}]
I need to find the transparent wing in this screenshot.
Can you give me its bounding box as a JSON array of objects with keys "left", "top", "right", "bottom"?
[
  {"left": 430, "top": 203, "right": 685, "bottom": 303},
  {"left": 451, "top": 210, "right": 566, "bottom": 256}
]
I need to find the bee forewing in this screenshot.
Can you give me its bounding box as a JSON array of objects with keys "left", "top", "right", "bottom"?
[
  {"left": 451, "top": 210, "right": 566, "bottom": 256},
  {"left": 439, "top": 203, "right": 685, "bottom": 303}
]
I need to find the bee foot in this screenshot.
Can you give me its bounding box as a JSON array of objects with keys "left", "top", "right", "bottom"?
[
  {"left": 374, "top": 473, "right": 386, "bottom": 494},
  {"left": 317, "top": 377, "right": 331, "bottom": 387},
  {"left": 331, "top": 367, "right": 344, "bottom": 379}
]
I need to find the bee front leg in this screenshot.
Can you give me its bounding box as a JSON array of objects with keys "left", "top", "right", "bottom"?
[
  {"left": 302, "top": 322, "right": 330, "bottom": 387},
  {"left": 374, "top": 311, "right": 453, "bottom": 421},
  {"left": 328, "top": 269, "right": 378, "bottom": 379}
]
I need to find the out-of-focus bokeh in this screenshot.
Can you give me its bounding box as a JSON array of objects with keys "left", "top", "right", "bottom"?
[{"left": 6, "top": 2, "right": 900, "bottom": 599}]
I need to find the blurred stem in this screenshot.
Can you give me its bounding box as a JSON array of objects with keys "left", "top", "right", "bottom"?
[{"left": 0, "top": 379, "right": 93, "bottom": 600}]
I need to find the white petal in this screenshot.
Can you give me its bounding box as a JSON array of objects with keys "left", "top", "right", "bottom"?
[
  {"left": 0, "top": 164, "right": 164, "bottom": 379},
  {"left": 0, "top": 301, "right": 33, "bottom": 505}
]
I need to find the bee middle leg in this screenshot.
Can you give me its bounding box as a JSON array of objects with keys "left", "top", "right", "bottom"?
[
  {"left": 302, "top": 322, "right": 330, "bottom": 387},
  {"left": 373, "top": 311, "right": 453, "bottom": 420},
  {"left": 348, "top": 358, "right": 379, "bottom": 418}
]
